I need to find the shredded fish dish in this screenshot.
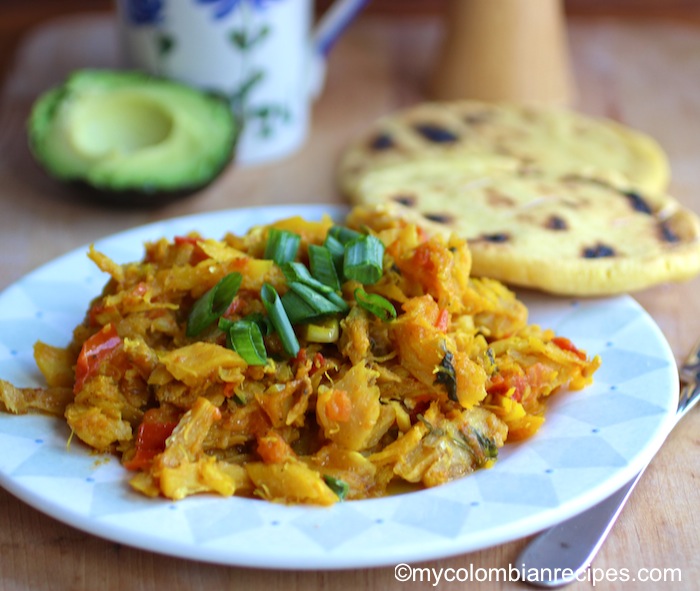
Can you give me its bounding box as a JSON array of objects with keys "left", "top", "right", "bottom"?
[{"left": 0, "top": 206, "right": 600, "bottom": 504}]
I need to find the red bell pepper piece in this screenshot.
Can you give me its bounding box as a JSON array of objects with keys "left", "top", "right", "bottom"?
[
  {"left": 552, "top": 336, "right": 587, "bottom": 360},
  {"left": 123, "top": 409, "right": 179, "bottom": 471},
  {"left": 74, "top": 323, "right": 122, "bottom": 394}
]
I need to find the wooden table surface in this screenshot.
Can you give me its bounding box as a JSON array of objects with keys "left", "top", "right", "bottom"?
[{"left": 1, "top": 10, "right": 699, "bottom": 591}]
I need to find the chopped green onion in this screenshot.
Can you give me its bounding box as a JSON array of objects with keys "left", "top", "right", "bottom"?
[
  {"left": 323, "top": 290, "right": 350, "bottom": 312},
  {"left": 243, "top": 312, "right": 274, "bottom": 336},
  {"left": 186, "top": 272, "right": 242, "bottom": 337},
  {"left": 227, "top": 320, "right": 268, "bottom": 365},
  {"left": 260, "top": 283, "right": 299, "bottom": 357},
  {"left": 308, "top": 244, "right": 341, "bottom": 291},
  {"left": 344, "top": 234, "right": 385, "bottom": 285},
  {"left": 328, "top": 225, "right": 361, "bottom": 245},
  {"left": 281, "top": 262, "right": 333, "bottom": 294},
  {"left": 264, "top": 228, "right": 301, "bottom": 265},
  {"left": 323, "top": 234, "right": 346, "bottom": 278},
  {"left": 302, "top": 318, "right": 340, "bottom": 343},
  {"left": 280, "top": 289, "right": 318, "bottom": 324},
  {"left": 354, "top": 288, "right": 396, "bottom": 321},
  {"left": 219, "top": 311, "right": 272, "bottom": 337},
  {"left": 282, "top": 262, "right": 348, "bottom": 307},
  {"left": 323, "top": 474, "right": 350, "bottom": 501},
  {"left": 286, "top": 282, "right": 347, "bottom": 319}
]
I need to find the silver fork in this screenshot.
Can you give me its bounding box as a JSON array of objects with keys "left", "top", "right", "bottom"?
[{"left": 515, "top": 337, "right": 700, "bottom": 588}]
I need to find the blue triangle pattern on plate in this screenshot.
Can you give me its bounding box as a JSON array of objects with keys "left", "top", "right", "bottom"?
[
  {"left": 391, "top": 494, "right": 471, "bottom": 538},
  {"left": 11, "top": 443, "right": 97, "bottom": 479},
  {"left": 528, "top": 436, "right": 628, "bottom": 469},
  {"left": 594, "top": 347, "right": 670, "bottom": 384},
  {"left": 89, "top": 480, "right": 165, "bottom": 518},
  {"left": 0, "top": 414, "right": 65, "bottom": 440},
  {"left": 291, "top": 505, "right": 376, "bottom": 550},
  {"left": 15, "top": 278, "right": 95, "bottom": 314},
  {"left": 553, "top": 297, "right": 641, "bottom": 339},
  {"left": 476, "top": 472, "right": 560, "bottom": 507},
  {"left": 182, "top": 498, "right": 265, "bottom": 543},
  {"left": 0, "top": 317, "right": 69, "bottom": 357},
  {"left": 555, "top": 391, "right": 667, "bottom": 426}
]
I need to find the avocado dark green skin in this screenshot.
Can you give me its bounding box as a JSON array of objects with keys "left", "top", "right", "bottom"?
[
  {"left": 28, "top": 69, "right": 240, "bottom": 205},
  {"left": 62, "top": 166, "right": 231, "bottom": 208}
]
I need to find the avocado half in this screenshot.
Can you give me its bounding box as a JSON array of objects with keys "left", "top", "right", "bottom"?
[{"left": 28, "top": 69, "right": 239, "bottom": 203}]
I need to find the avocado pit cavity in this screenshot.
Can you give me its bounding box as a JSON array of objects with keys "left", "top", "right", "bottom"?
[{"left": 70, "top": 93, "right": 174, "bottom": 158}]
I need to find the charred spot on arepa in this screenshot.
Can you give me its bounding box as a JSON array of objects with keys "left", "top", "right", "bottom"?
[
  {"left": 463, "top": 110, "right": 493, "bottom": 126},
  {"left": 485, "top": 188, "right": 517, "bottom": 207},
  {"left": 659, "top": 220, "right": 681, "bottom": 243},
  {"left": 369, "top": 133, "right": 394, "bottom": 151},
  {"left": 413, "top": 123, "right": 459, "bottom": 144},
  {"left": 470, "top": 232, "right": 511, "bottom": 244},
  {"left": 423, "top": 212, "right": 455, "bottom": 225},
  {"left": 545, "top": 215, "right": 568, "bottom": 231},
  {"left": 623, "top": 190, "right": 653, "bottom": 215},
  {"left": 582, "top": 243, "right": 616, "bottom": 258},
  {"left": 392, "top": 195, "right": 417, "bottom": 207}
]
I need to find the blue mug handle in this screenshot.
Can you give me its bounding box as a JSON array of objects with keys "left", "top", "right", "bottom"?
[
  {"left": 309, "top": 0, "right": 369, "bottom": 97},
  {"left": 314, "top": 0, "right": 370, "bottom": 56}
]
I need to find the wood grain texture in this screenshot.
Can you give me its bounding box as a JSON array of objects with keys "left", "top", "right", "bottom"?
[{"left": 0, "top": 12, "right": 699, "bottom": 591}]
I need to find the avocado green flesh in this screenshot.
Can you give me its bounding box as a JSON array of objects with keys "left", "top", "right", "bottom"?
[{"left": 29, "top": 70, "right": 238, "bottom": 195}]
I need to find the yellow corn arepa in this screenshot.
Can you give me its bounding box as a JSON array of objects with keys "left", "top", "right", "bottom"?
[
  {"left": 338, "top": 100, "right": 671, "bottom": 199},
  {"left": 350, "top": 166, "right": 700, "bottom": 296},
  {"left": 339, "top": 100, "right": 700, "bottom": 295},
  {"left": 0, "top": 206, "right": 599, "bottom": 504}
]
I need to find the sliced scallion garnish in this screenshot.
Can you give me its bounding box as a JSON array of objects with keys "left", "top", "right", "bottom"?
[
  {"left": 243, "top": 312, "right": 274, "bottom": 336},
  {"left": 264, "top": 228, "right": 301, "bottom": 265},
  {"left": 227, "top": 320, "right": 268, "bottom": 365},
  {"left": 281, "top": 262, "right": 333, "bottom": 294},
  {"left": 280, "top": 264, "right": 348, "bottom": 319},
  {"left": 323, "top": 474, "right": 350, "bottom": 501},
  {"left": 308, "top": 244, "right": 340, "bottom": 291},
  {"left": 260, "top": 283, "right": 300, "bottom": 357},
  {"left": 323, "top": 233, "right": 346, "bottom": 279},
  {"left": 343, "top": 234, "right": 385, "bottom": 285},
  {"left": 186, "top": 272, "right": 243, "bottom": 337},
  {"left": 280, "top": 289, "right": 318, "bottom": 324},
  {"left": 328, "top": 225, "right": 361, "bottom": 245},
  {"left": 354, "top": 288, "right": 396, "bottom": 321},
  {"left": 286, "top": 282, "right": 346, "bottom": 318}
]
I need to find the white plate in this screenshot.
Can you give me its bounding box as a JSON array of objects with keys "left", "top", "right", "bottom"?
[{"left": 0, "top": 205, "right": 678, "bottom": 569}]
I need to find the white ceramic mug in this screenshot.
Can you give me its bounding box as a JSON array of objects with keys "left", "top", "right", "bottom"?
[{"left": 115, "top": 0, "right": 368, "bottom": 165}]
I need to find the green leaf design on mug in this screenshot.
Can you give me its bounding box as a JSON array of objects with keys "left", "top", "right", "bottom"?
[
  {"left": 157, "top": 33, "right": 176, "bottom": 57},
  {"left": 250, "top": 104, "right": 291, "bottom": 137},
  {"left": 226, "top": 21, "right": 292, "bottom": 139},
  {"left": 230, "top": 70, "right": 264, "bottom": 106},
  {"left": 229, "top": 25, "right": 270, "bottom": 51}
]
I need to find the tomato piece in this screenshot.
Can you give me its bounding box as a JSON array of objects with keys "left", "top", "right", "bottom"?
[
  {"left": 552, "top": 336, "right": 586, "bottom": 360},
  {"left": 411, "top": 243, "right": 436, "bottom": 274},
  {"left": 487, "top": 371, "right": 527, "bottom": 402},
  {"left": 257, "top": 431, "right": 295, "bottom": 464},
  {"left": 74, "top": 323, "right": 122, "bottom": 394},
  {"left": 123, "top": 409, "right": 178, "bottom": 471},
  {"left": 174, "top": 235, "right": 202, "bottom": 246},
  {"left": 435, "top": 308, "right": 450, "bottom": 332},
  {"left": 311, "top": 352, "right": 325, "bottom": 373},
  {"left": 324, "top": 389, "right": 352, "bottom": 422}
]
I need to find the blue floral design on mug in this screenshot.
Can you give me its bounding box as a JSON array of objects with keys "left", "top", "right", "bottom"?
[
  {"left": 126, "top": 0, "right": 164, "bottom": 25},
  {"left": 195, "top": 0, "right": 280, "bottom": 20}
]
